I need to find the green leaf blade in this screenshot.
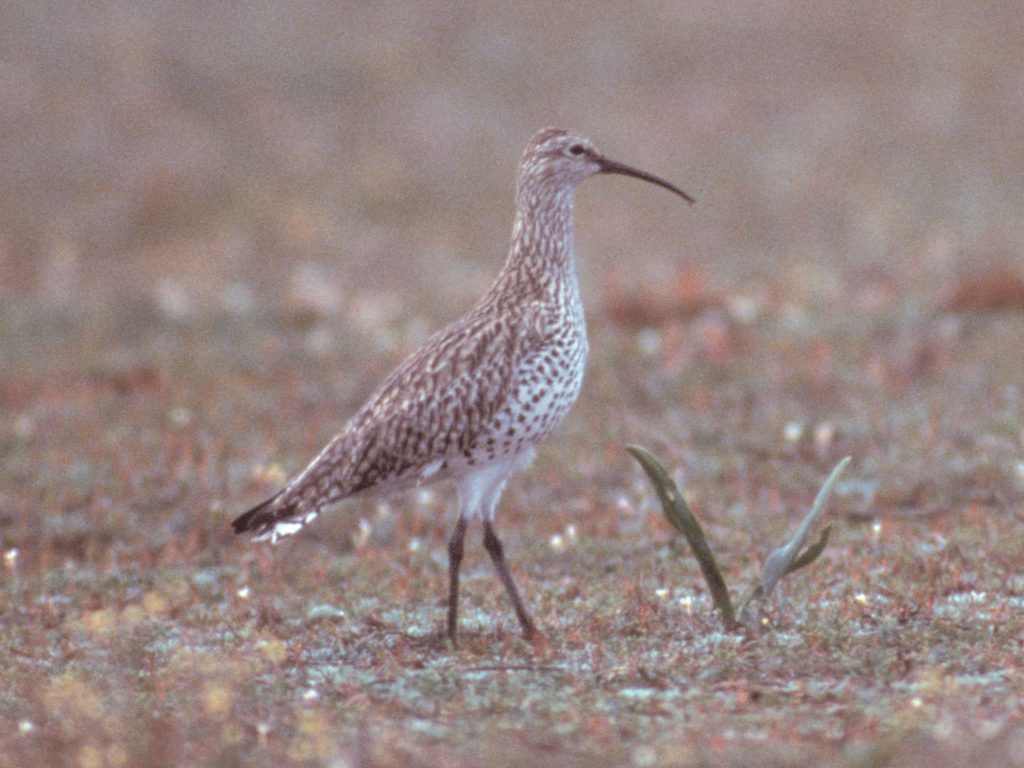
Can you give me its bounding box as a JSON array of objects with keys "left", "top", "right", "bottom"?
[{"left": 626, "top": 445, "right": 736, "bottom": 629}]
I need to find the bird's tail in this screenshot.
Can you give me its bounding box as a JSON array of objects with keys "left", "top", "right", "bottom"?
[{"left": 231, "top": 492, "right": 320, "bottom": 544}]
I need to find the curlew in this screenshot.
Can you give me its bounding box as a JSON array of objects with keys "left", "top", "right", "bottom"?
[{"left": 232, "top": 127, "right": 693, "bottom": 645}]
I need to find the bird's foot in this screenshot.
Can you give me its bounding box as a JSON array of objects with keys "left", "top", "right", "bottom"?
[{"left": 523, "top": 625, "right": 551, "bottom": 655}]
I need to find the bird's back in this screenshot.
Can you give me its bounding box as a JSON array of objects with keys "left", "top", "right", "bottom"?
[{"left": 232, "top": 283, "right": 586, "bottom": 540}]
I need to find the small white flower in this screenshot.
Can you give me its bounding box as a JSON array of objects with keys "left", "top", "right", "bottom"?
[
  {"left": 783, "top": 422, "right": 804, "bottom": 443},
  {"left": 155, "top": 277, "right": 192, "bottom": 320},
  {"left": 168, "top": 407, "right": 193, "bottom": 428},
  {"left": 813, "top": 421, "right": 835, "bottom": 449},
  {"left": 631, "top": 744, "right": 657, "bottom": 767},
  {"left": 636, "top": 328, "right": 661, "bottom": 356},
  {"left": 13, "top": 414, "right": 35, "bottom": 438}
]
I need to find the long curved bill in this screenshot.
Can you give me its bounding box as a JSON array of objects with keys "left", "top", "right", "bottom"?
[{"left": 598, "top": 157, "right": 695, "bottom": 204}]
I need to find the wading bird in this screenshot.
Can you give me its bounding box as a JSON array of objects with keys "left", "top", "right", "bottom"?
[{"left": 233, "top": 128, "right": 693, "bottom": 645}]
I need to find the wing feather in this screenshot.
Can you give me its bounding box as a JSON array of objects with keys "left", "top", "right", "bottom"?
[{"left": 232, "top": 301, "right": 548, "bottom": 537}]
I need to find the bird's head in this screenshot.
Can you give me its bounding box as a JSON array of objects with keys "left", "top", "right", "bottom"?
[{"left": 517, "top": 127, "right": 694, "bottom": 203}]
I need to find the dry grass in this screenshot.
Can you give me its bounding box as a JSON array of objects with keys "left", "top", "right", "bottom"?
[{"left": 2, "top": 1, "right": 1023, "bottom": 766}]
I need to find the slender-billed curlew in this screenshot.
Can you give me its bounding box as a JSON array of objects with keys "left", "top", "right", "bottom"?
[{"left": 233, "top": 127, "right": 693, "bottom": 645}]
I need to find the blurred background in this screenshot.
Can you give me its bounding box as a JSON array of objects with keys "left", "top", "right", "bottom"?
[
  {"left": 3, "top": 6, "right": 1024, "bottom": 763},
  {"left": 3, "top": 0, "right": 1021, "bottom": 326},
  {"left": 5, "top": 0, "right": 1024, "bottom": 549}
]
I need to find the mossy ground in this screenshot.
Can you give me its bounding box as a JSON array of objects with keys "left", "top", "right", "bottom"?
[
  {"left": 4, "top": 300, "right": 1023, "bottom": 767},
  {"left": 2, "top": 2, "right": 1023, "bottom": 766}
]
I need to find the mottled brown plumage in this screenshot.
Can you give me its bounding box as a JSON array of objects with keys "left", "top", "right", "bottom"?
[{"left": 233, "top": 128, "right": 693, "bottom": 644}]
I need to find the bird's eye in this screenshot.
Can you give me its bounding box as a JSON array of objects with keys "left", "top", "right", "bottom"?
[{"left": 568, "top": 144, "right": 585, "bottom": 156}]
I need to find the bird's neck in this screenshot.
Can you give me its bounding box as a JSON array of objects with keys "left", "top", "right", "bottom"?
[{"left": 492, "top": 185, "right": 579, "bottom": 304}]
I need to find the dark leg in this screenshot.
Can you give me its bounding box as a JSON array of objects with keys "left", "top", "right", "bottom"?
[
  {"left": 482, "top": 519, "right": 537, "bottom": 640},
  {"left": 446, "top": 515, "right": 468, "bottom": 646}
]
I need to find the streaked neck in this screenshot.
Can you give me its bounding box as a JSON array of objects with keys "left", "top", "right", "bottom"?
[{"left": 498, "top": 184, "right": 577, "bottom": 297}]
